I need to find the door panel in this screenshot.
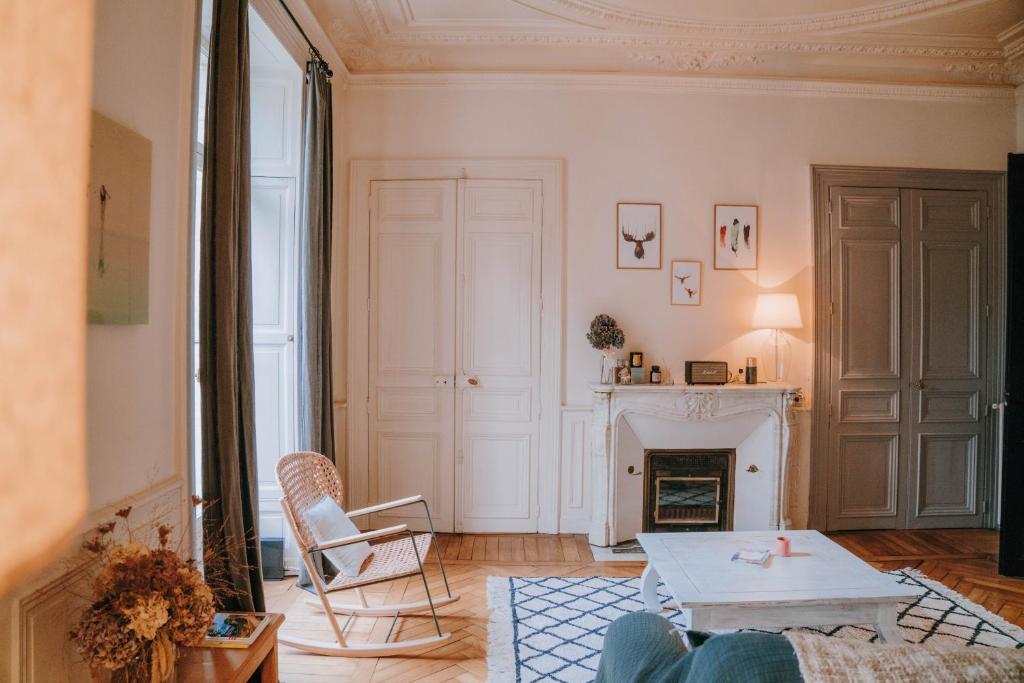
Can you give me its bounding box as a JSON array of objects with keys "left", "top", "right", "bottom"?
[
  {"left": 839, "top": 240, "right": 901, "bottom": 379},
  {"left": 827, "top": 187, "right": 906, "bottom": 530},
  {"left": 836, "top": 434, "right": 899, "bottom": 519},
  {"left": 915, "top": 433, "right": 977, "bottom": 517},
  {"left": 368, "top": 180, "right": 457, "bottom": 532},
  {"left": 456, "top": 180, "right": 543, "bottom": 532},
  {"left": 906, "top": 188, "right": 987, "bottom": 528},
  {"left": 919, "top": 242, "right": 980, "bottom": 379}
]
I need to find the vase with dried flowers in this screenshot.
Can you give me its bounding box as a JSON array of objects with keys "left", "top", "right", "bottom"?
[
  {"left": 586, "top": 313, "right": 625, "bottom": 384},
  {"left": 69, "top": 501, "right": 216, "bottom": 683}
]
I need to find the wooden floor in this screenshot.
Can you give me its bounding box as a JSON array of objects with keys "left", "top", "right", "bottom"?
[{"left": 265, "top": 529, "right": 1024, "bottom": 682}]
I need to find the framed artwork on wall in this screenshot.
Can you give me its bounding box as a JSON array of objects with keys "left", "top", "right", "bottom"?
[
  {"left": 714, "top": 204, "right": 758, "bottom": 270},
  {"left": 617, "top": 202, "right": 662, "bottom": 269},
  {"left": 671, "top": 260, "right": 702, "bottom": 305}
]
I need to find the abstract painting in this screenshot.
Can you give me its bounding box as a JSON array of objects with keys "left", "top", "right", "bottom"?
[
  {"left": 87, "top": 112, "right": 151, "bottom": 324},
  {"left": 671, "top": 260, "right": 702, "bottom": 306},
  {"left": 617, "top": 202, "right": 661, "bottom": 269},
  {"left": 714, "top": 204, "right": 758, "bottom": 270}
]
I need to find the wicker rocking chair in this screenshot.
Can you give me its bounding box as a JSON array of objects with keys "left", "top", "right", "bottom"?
[{"left": 275, "top": 451, "right": 460, "bottom": 657}]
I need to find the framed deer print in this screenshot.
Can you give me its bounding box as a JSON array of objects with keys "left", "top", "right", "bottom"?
[
  {"left": 714, "top": 204, "right": 758, "bottom": 270},
  {"left": 671, "top": 260, "right": 702, "bottom": 305},
  {"left": 617, "top": 202, "right": 662, "bottom": 269}
]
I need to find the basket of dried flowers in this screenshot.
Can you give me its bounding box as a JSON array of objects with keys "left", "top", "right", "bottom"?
[{"left": 69, "top": 504, "right": 216, "bottom": 683}]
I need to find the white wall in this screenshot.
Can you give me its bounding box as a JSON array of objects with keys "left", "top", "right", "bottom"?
[
  {"left": 0, "top": 1, "right": 196, "bottom": 680},
  {"left": 87, "top": 0, "right": 194, "bottom": 515},
  {"left": 344, "top": 82, "right": 1015, "bottom": 408}
]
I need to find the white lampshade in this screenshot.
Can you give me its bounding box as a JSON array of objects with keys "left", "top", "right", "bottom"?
[{"left": 752, "top": 293, "right": 803, "bottom": 330}]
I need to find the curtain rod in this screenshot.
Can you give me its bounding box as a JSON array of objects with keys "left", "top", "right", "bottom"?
[{"left": 277, "top": 0, "right": 333, "bottom": 77}]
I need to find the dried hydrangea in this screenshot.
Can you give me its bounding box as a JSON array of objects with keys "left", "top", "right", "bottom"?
[
  {"left": 586, "top": 314, "right": 625, "bottom": 351},
  {"left": 69, "top": 508, "right": 216, "bottom": 677}
]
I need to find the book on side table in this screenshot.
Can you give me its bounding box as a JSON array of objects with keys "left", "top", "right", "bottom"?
[{"left": 200, "top": 612, "right": 272, "bottom": 648}]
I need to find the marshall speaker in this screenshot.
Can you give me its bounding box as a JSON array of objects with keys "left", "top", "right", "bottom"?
[{"left": 685, "top": 361, "right": 729, "bottom": 385}]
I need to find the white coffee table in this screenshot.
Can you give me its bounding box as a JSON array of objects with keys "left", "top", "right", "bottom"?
[{"left": 636, "top": 530, "right": 917, "bottom": 643}]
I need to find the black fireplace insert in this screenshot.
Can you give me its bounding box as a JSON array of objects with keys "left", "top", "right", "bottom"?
[{"left": 642, "top": 449, "right": 735, "bottom": 533}]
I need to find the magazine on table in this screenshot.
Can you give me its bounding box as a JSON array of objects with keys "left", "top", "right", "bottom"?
[
  {"left": 199, "top": 612, "right": 272, "bottom": 648},
  {"left": 731, "top": 548, "right": 771, "bottom": 566}
]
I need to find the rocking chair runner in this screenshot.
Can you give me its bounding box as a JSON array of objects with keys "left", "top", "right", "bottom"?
[{"left": 275, "top": 451, "right": 460, "bottom": 657}]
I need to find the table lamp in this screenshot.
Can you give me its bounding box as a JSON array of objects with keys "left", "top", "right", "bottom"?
[{"left": 751, "top": 293, "right": 803, "bottom": 382}]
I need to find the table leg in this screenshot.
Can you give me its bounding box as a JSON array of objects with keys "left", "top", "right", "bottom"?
[
  {"left": 259, "top": 641, "right": 279, "bottom": 683},
  {"left": 640, "top": 562, "right": 661, "bottom": 613},
  {"left": 874, "top": 604, "right": 904, "bottom": 644}
]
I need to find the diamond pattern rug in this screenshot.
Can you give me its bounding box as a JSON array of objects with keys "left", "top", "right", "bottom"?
[{"left": 486, "top": 570, "right": 1024, "bottom": 683}]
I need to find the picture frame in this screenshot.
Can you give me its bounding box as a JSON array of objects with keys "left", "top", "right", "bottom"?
[
  {"left": 670, "top": 260, "right": 703, "bottom": 306},
  {"left": 617, "top": 202, "right": 662, "bottom": 269},
  {"left": 714, "top": 204, "right": 758, "bottom": 270}
]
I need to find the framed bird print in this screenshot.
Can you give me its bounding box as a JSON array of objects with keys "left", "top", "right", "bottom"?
[
  {"left": 617, "top": 202, "right": 662, "bottom": 269},
  {"left": 714, "top": 204, "right": 758, "bottom": 270},
  {"left": 671, "top": 260, "right": 702, "bottom": 305}
]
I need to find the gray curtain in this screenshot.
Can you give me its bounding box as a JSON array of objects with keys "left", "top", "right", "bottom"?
[
  {"left": 297, "top": 58, "right": 335, "bottom": 462},
  {"left": 296, "top": 57, "right": 335, "bottom": 589},
  {"left": 199, "top": 0, "right": 265, "bottom": 613}
]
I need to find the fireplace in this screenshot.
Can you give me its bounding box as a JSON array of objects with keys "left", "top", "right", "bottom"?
[{"left": 643, "top": 449, "right": 735, "bottom": 533}]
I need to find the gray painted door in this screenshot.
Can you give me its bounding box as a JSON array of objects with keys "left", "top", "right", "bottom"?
[
  {"left": 826, "top": 186, "right": 989, "bottom": 530},
  {"left": 828, "top": 186, "right": 906, "bottom": 530},
  {"left": 906, "top": 189, "right": 988, "bottom": 528}
]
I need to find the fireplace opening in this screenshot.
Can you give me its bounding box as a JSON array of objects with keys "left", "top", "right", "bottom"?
[{"left": 643, "top": 449, "right": 735, "bottom": 533}]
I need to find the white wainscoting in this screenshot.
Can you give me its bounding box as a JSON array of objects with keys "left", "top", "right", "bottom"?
[
  {"left": 559, "top": 406, "right": 592, "bottom": 534},
  {"left": 6, "top": 480, "right": 186, "bottom": 682}
]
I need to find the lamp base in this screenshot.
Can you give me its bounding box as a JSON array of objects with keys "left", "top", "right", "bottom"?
[{"left": 762, "top": 329, "right": 792, "bottom": 382}]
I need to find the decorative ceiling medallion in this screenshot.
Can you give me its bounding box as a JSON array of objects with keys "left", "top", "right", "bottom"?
[
  {"left": 627, "top": 51, "right": 764, "bottom": 72},
  {"left": 533, "top": 0, "right": 973, "bottom": 35}
]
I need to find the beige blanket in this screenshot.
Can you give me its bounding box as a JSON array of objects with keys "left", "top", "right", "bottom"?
[{"left": 785, "top": 633, "right": 1024, "bottom": 682}]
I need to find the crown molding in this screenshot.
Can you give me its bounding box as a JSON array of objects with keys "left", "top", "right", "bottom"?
[
  {"left": 333, "top": 21, "right": 1005, "bottom": 60},
  {"left": 346, "top": 71, "right": 1015, "bottom": 102}
]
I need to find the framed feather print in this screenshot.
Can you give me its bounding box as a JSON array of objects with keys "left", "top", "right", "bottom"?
[
  {"left": 671, "top": 260, "right": 702, "bottom": 305},
  {"left": 714, "top": 204, "right": 758, "bottom": 270},
  {"left": 617, "top": 202, "right": 662, "bottom": 269}
]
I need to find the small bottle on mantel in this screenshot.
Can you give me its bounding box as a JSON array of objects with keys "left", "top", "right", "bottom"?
[
  {"left": 745, "top": 356, "right": 758, "bottom": 384},
  {"left": 650, "top": 365, "right": 662, "bottom": 384}
]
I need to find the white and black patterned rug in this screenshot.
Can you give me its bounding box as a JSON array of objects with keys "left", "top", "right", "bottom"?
[{"left": 486, "top": 570, "right": 1024, "bottom": 683}]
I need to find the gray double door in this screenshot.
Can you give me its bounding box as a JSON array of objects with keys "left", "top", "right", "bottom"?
[{"left": 827, "top": 185, "right": 990, "bottom": 530}]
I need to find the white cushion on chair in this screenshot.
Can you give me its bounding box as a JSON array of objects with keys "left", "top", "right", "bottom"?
[{"left": 302, "top": 496, "right": 373, "bottom": 577}]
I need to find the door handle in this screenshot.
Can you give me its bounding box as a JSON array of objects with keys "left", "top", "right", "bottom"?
[
  {"left": 910, "top": 380, "right": 925, "bottom": 390},
  {"left": 466, "top": 376, "right": 480, "bottom": 387}
]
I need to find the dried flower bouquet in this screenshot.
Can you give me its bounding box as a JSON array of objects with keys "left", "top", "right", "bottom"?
[{"left": 69, "top": 503, "right": 216, "bottom": 683}]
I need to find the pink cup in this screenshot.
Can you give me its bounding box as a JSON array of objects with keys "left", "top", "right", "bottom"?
[{"left": 775, "top": 536, "right": 791, "bottom": 557}]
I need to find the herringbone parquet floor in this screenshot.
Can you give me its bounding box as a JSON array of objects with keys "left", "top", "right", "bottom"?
[{"left": 265, "top": 529, "right": 1024, "bottom": 682}]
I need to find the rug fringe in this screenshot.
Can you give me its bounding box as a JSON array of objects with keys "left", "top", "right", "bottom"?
[
  {"left": 487, "top": 576, "right": 516, "bottom": 683},
  {"left": 895, "top": 567, "right": 1024, "bottom": 639}
]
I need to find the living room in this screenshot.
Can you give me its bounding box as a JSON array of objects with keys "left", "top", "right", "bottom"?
[{"left": 3, "top": 0, "right": 1024, "bottom": 681}]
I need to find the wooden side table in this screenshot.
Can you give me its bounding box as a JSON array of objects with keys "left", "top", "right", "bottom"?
[{"left": 177, "top": 613, "right": 285, "bottom": 683}]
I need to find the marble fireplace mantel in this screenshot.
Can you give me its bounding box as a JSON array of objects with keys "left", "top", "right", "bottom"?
[{"left": 589, "top": 382, "right": 802, "bottom": 547}]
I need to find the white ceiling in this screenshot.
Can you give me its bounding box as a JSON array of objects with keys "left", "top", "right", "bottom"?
[{"left": 306, "top": 0, "right": 1024, "bottom": 86}]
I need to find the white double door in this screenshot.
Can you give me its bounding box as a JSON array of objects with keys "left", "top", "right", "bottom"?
[{"left": 368, "top": 178, "right": 543, "bottom": 533}]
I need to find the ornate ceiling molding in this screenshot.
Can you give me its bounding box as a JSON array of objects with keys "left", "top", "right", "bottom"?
[
  {"left": 366, "top": 30, "right": 1004, "bottom": 60},
  {"left": 346, "top": 71, "right": 1015, "bottom": 103},
  {"left": 626, "top": 51, "right": 764, "bottom": 72},
  {"left": 528, "top": 0, "right": 984, "bottom": 35}
]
